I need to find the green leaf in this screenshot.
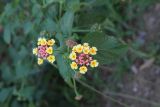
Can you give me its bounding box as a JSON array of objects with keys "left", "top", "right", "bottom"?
[
  {"left": 32, "top": 4, "right": 43, "bottom": 18},
  {"left": 11, "top": 100, "right": 21, "bottom": 107},
  {"left": 60, "top": 11, "right": 74, "bottom": 35},
  {"left": 55, "top": 33, "right": 65, "bottom": 46},
  {"left": 15, "top": 63, "right": 29, "bottom": 79},
  {"left": 18, "top": 46, "right": 28, "bottom": 60},
  {"left": 82, "top": 32, "right": 128, "bottom": 64},
  {"left": 19, "top": 86, "right": 35, "bottom": 101},
  {"left": 23, "top": 21, "right": 33, "bottom": 35},
  {"left": 0, "top": 88, "right": 12, "bottom": 103},
  {"left": 0, "top": 63, "right": 14, "bottom": 82},
  {"left": 8, "top": 47, "right": 19, "bottom": 63},
  {"left": 102, "top": 18, "right": 117, "bottom": 33},
  {"left": 66, "top": 0, "right": 80, "bottom": 12},
  {"left": 4, "top": 3, "right": 15, "bottom": 16},
  {"left": 3, "top": 24, "right": 11, "bottom": 44},
  {"left": 42, "top": 18, "right": 57, "bottom": 32},
  {"left": 56, "top": 54, "right": 73, "bottom": 87}
]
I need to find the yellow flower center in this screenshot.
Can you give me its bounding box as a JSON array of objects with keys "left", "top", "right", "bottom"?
[
  {"left": 76, "top": 45, "right": 83, "bottom": 53},
  {"left": 38, "top": 58, "right": 43, "bottom": 65},
  {"left": 70, "top": 62, "right": 78, "bottom": 69},
  {"left": 46, "top": 47, "right": 53, "bottom": 54},
  {"left": 47, "top": 39, "right": 55, "bottom": 46},
  {"left": 69, "top": 52, "right": 77, "bottom": 60},
  {"left": 79, "top": 66, "right": 87, "bottom": 74},
  {"left": 47, "top": 55, "right": 55, "bottom": 63},
  {"left": 90, "top": 60, "right": 99, "bottom": 67},
  {"left": 90, "top": 47, "right": 97, "bottom": 55}
]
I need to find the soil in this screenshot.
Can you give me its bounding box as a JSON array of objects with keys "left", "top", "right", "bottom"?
[{"left": 103, "top": 4, "right": 160, "bottom": 107}]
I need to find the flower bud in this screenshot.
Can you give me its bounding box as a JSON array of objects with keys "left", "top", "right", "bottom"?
[{"left": 65, "top": 39, "right": 77, "bottom": 48}]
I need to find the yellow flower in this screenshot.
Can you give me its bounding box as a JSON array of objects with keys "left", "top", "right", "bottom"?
[
  {"left": 90, "top": 60, "right": 99, "bottom": 67},
  {"left": 83, "top": 43, "right": 89, "bottom": 47},
  {"left": 79, "top": 66, "right": 87, "bottom": 74},
  {"left": 37, "top": 38, "right": 42, "bottom": 45},
  {"left": 38, "top": 58, "right": 43, "bottom": 65},
  {"left": 69, "top": 43, "right": 99, "bottom": 74},
  {"left": 76, "top": 44, "right": 83, "bottom": 53},
  {"left": 33, "top": 48, "right": 38, "bottom": 55},
  {"left": 72, "top": 46, "right": 77, "bottom": 52},
  {"left": 46, "top": 47, "right": 53, "bottom": 54},
  {"left": 41, "top": 38, "right": 47, "bottom": 45},
  {"left": 47, "top": 55, "right": 55, "bottom": 63},
  {"left": 47, "top": 39, "right": 55, "bottom": 46},
  {"left": 83, "top": 47, "right": 90, "bottom": 54},
  {"left": 89, "top": 47, "right": 97, "bottom": 55},
  {"left": 69, "top": 52, "right": 77, "bottom": 60},
  {"left": 70, "top": 62, "right": 78, "bottom": 69}
]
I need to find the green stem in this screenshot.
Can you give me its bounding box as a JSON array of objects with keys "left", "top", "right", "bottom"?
[
  {"left": 76, "top": 79, "right": 160, "bottom": 107},
  {"left": 76, "top": 79, "right": 129, "bottom": 107},
  {"left": 107, "top": 91, "right": 160, "bottom": 106},
  {"left": 72, "top": 78, "right": 79, "bottom": 96},
  {"left": 20, "top": 79, "right": 25, "bottom": 91},
  {"left": 118, "top": 38, "right": 150, "bottom": 58},
  {"left": 50, "top": 63, "right": 58, "bottom": 68}
]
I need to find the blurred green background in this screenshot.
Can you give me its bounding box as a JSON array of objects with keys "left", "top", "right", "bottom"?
[{"left": 0, "top": 0, "right": 160, "bottom": 107}]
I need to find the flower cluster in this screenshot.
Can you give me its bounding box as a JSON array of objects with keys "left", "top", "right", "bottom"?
[
  {"left": 69, "top": 43, "right": 99, "bottom": 74},
  {"left": 32, "top": 37, "right": 56, "bottom": 65}
]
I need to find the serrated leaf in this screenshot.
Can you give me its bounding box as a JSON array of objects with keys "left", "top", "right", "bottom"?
[
  {"left": 60, "top": 11, "right": 74, "bottom": 35},
  {"left": 82, "top": 32, "right": 128, "bottom": 64}
]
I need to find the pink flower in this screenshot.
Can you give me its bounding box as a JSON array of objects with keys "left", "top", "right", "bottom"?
[{"left": 74, "top": 52, "right": 94, "bottom": 66}]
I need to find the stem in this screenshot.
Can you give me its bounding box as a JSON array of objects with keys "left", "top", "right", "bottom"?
[
  {"left": 50, "top": 63, "right": 58, "bottom": 68},
  {"left": 49, "top": 60, "right": 159, "bottom": 106},
  {"left": 118, "top": 38, "right": 150, "bottom": 58},
  {"left": 76, "top": 79, "right": 160, "bottom": 107},
  {"left": 72, "top": 78, "right": 79, "bottom": 96},
  {"left": 129, "top": 48, "right": 149, "bottom": 58},
  {"left": 20, "top": 79, "right": 25, "bottom": 91},
  {"left": 107, "top": 92, "right": 160, "bottom": 106},
  {"left": 76, "top": 79, "right": 129, "bottom": 107}
]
